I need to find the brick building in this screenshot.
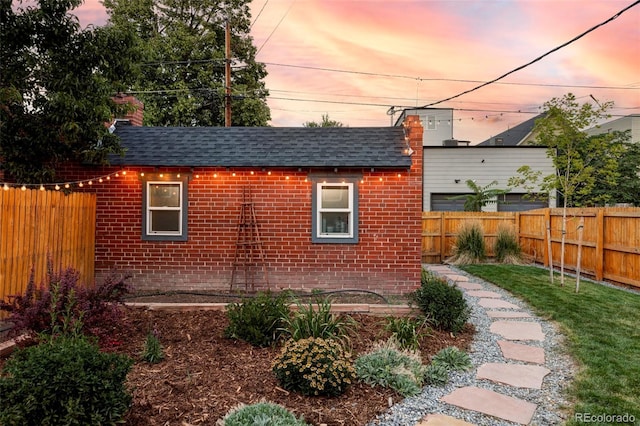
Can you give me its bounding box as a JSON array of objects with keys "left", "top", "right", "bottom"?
[{"left": 59, "top": 108, "right": 424, "bottom": 294}]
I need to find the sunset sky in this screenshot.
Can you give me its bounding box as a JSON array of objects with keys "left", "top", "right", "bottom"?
[{"left": 72, "top": 0, "right": 640, "bottom": 143}]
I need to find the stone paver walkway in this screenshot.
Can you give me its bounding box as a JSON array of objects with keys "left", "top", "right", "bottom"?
[{"left": 415, "top": 265, "right": 555, "bottom": 425}]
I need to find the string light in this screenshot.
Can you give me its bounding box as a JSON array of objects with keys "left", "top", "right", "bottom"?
[{"left": 0, "top": 169, "right": 127, "bottom": 192}]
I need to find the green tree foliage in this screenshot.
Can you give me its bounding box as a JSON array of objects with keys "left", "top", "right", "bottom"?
[
  {"left": 0, "top": 0, "right": 139, "bottom": 183},
  {"left": 573, "top": 130, "right": 640, "bottom": 207},
  {"left": 510, "top": 93, "right": 621, "bottom": 208},
  {"left": 449, "top": 179, "right": 509, "bottom": 211},
  {"left": 509, "top": 93, "right": 622, "bottom": 286},
  {"left": 303, "top": 114, "right": 345, "bottom": 128},
  {"left": 104, "top": 0, "right": 270, "bottom": 126}
]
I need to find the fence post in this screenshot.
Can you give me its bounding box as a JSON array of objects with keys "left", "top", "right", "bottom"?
[
  {"left": 576, "top": 216, "right": 585, "bottom": 292},
  {"left": 543, "top": 209, "right": 551, "bottom": 267},
  {"left": 595, "top": 209, "right": 604, "bottom": 281},
  {"left": 439, "top": 212, "right": 445, "bottom": 263}
]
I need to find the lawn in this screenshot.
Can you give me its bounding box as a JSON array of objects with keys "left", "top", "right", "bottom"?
[{"left": 459, "top": 264, "right": 640, "bottom": 425}]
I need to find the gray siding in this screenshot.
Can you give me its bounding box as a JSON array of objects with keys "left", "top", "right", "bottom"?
[{"left": 423, "top": 147, "right": 555, "bottom": 211}]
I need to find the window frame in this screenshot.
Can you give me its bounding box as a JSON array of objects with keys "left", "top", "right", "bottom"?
[
  {"left": 311, "top": 177, "right": 359, "bottom": 244},
  {"left": 141, "top": 174, "right": 189, "bottom": 241}
]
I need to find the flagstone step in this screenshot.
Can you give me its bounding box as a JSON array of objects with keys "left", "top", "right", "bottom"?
[
  {"left": 443, "top": 274, "right": 470, "bottom": 282},
  {"left": 477, "top": 363, "right": 551, "bottom": 389},
  {"left": 490, "top": 321, "right": 545, "bottom": 341},
  {"left": 441, "top": 386, "right": 537, "bottom": 425},
  {"left": 455, "top": 282, "right": 484, "bottom": 291},
  {"left": 486, "top": 310, "right": 532, "bottom": 319},
  {"left": 466, "top": 290, "right": 502, "bottom": 298},
  {"left": 478, "top": 298, "right": 521, "bottom": 310},
  {"left": 498, "top": 340, "right": 545, "bottom": 364},
  {"left": 415, "top": 413, "right": 476, "bottom": 426}
]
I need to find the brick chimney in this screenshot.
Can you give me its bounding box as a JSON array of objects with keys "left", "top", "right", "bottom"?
[{"left": 112, "top": 94, "right": 144, "bottom": 126}]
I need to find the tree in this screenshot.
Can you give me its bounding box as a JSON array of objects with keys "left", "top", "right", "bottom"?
[
  {"left": 103, "top": 0, "right": 270, "bottom": 127},
  {"left": 303, "top": 114, "right": 344, "bottom": 128},
  {"left": 0, "top": 0, "right": 139, "bottom": 183},
  {"left": 449, "top": 180, "right": 510, "bottom": 212},
  {"left": 509, "top": 93, "right": 618, "bottom": 288},
  {"left": 572, "top": 130, "right": 640, "bottom": 206}
]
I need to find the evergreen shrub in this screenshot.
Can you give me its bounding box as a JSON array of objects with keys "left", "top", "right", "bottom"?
[
  {"left": 0, "top": 335, "right": 133, "bottom": 425},
  {"left": 410, "top": 270, "right": 470, "bottom": 334}
]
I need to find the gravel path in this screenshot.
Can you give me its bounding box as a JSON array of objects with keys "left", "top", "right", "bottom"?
[{"left": 368, "top": 265, "right": 577, "bottom": 426}]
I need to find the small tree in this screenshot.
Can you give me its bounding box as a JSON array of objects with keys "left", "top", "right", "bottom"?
[
  {"left": 449, "top": 180, "right": 510, "bottom": 211},
  {"left": 509, "top": 93, "right": 618, "bottom": 288},
  {"left": 303, "top": 114, "right": 345, "bottom": 128}
]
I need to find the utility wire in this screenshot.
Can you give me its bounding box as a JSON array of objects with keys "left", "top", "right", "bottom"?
[
  {"left": 261, "top": 62, "right": 637, "bottom": 90},
  {"left": 255, "top": 0, "right": 296, "bottom": 56},
  {"left": 421, "top": 0, "right": 640, "bottom": 108},
  {"left": 250, "top": 0, "right": 270, "bottom": 30}
]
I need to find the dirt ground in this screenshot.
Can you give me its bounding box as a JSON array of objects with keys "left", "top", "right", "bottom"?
[{"left": 115, "top": 306, "right": 474, "bottom": 426}]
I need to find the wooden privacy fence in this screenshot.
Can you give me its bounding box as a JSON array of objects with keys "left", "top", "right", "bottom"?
[
  {"left": 422, "top": 208, "right": 640, "bottom": 289},
  {"left": 0, "top": 188, "right": 96, "bottom": 308}
]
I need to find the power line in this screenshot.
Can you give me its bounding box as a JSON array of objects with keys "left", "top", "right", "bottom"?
[
  {"left": 135, "top": 61, "right": 637, "bottom": 92},
  {"left": 421, "top": 0, "right": 640, "bottom": 108},
  {"left": 255, "top": 0, "right": 296, "bottom": 56},
  {"left": 250, "top": 0, "right": 270, "bottom": 30},
  {"left": 261, "top": 62, "right": 638, "bottom": 91}
]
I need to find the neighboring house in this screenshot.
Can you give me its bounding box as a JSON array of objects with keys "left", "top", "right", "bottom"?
[
  {"left": 423, "top": 146, "right": 555, "bottom": 211},
  {"left": 58, "top": 104, "right": 424, "bottom": 294},
  {"left": 477, "top": 114, "right": 544, "bottom": 146},
  {"left": 585, "top": 114, "right": 640, "bottom": 143},
  {"left": 395, "top": 108, "right": 465, "bottom": 147},
  {"left": 394, "top": 109, "right": 554, "bottom": 211}
]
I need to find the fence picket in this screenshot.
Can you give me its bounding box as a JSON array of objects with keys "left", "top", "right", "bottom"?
[
  {"left": 0, "top": 188, "right": 96, "bottom": 315},
  {"left": 422, "top": 208, "right": 640, "bottom": 289}
]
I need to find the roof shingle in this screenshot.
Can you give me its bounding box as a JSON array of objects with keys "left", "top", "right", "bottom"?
[{"left": 110, "top": 124, "right": 412, "bottom": 168}]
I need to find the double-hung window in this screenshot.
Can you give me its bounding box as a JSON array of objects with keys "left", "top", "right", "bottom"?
[
  {"left": 142, "top": 176, "right": 188, "bottom": 241},
  {"left": 312, "top": 178, "right": 358, "bottom": 243}
]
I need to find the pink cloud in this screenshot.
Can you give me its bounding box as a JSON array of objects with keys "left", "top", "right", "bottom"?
[{"left": 65, "top": 0, "right": 640, "bottom": 140}]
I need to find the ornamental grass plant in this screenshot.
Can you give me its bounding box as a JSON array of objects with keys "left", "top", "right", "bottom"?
[
  {"left": 494, "top": 224, "right": 524, "bottom": 264},
  {"left": 447, "top": 221, "right": 486, "bottom": 265}
]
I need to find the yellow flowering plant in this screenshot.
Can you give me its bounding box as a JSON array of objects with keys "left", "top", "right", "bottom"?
[{"left": 272, "top": 337, "right": 355, "bottom": 396}]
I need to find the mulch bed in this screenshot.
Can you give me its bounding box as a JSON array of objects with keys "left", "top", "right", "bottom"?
[{"left": 116, "top": 307, "right": 474, "bottom": 426}]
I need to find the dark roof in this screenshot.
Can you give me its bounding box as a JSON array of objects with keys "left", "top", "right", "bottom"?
[
  {"left": 110, "top": 124, "right": 412, "bottom": 169},
  {"left": 478, "top": 114, "right": 544, "bottom": 146}
]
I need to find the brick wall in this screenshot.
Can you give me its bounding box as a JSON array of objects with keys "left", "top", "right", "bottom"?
[{"left": 58, "top": 116, "right": 424, "bottom": 294}]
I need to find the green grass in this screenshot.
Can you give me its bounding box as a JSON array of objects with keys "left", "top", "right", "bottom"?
[{"left": 459, "top": 264, "right": 640, "bottom": 425}]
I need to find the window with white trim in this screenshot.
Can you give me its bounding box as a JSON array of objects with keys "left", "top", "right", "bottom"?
[
  {"left": 142, "top": 178, "right": 188, "bottom": 241},
  {"left": 312, "top": 180, "right": 358, "bottom": 243}
]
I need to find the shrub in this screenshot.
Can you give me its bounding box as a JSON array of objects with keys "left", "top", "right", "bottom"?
[
  {"left": 410, "top": 271, "right": 470, "bottom": 334},
  {"left": 0, "top": 265, "right": 132, "bottom": 347},
  {"left": 354, "top": 338, "right": 426, "bottom": 397},
  {"left": 224, "top": 291, "right": 290, "bottom": 347},
  {"left": 448, "top": 221, "right": 486, "bottom": 264},
  {"left": 494, "top": 225, "right": 524, "bottom": 264},
  {"left": 423, "top": 362, "right": 450, "bottom": 386},
  {"left": 0, "top": 335, "right": 133, "bottom": 425},
  {"left": 141, "top": 327, "right": 164, "bottom": 364},
  {"left": 272, "top": 337, "right": 355, "bottom": 396},
  {"left": 222, "top": 401, "right": 309, "bottom": 426},
  {"left": 383, "top": 316, "right": 430, "bottom": 351},
  {"left": 281, "top": 298, "right": 355, "bottom": 346},
  {"left": 431, "top": 346, "right": 472, "bottom": 372}
]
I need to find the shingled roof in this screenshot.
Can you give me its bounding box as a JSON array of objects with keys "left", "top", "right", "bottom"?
[
  {"left": 477, "top": 114, "right": 544, "bottom": 146},
  {"left": 109, "top": 123, "right": 412, "bottom": 169}
]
